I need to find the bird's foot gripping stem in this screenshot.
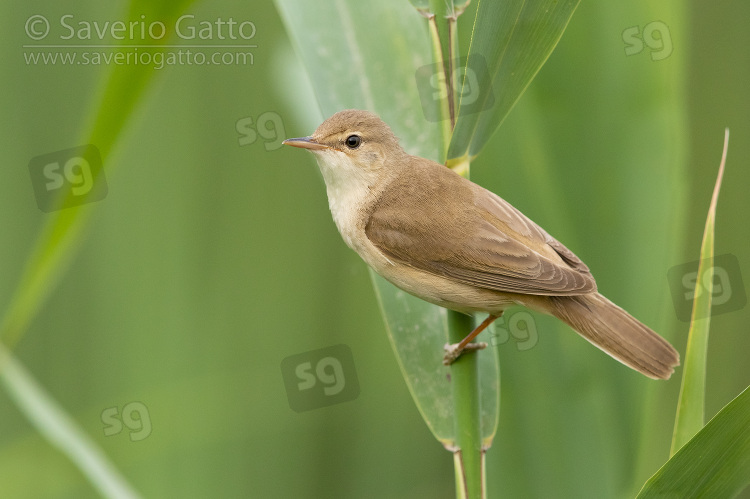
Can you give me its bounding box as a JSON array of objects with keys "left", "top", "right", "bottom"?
[{"left": 442, "top": 314, "right": 499, "bottom": 365}]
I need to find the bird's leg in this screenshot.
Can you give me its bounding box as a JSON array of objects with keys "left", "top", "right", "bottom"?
[{"left": 443, "top": 313, "right": 500, "bottom": 365}]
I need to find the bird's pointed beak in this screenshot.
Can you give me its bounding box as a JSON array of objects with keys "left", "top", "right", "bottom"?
[{"left": 282, "top": 136, "right": 329, "bottom": 151}]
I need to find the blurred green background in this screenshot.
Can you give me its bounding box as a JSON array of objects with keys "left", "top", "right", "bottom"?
[{"left": 1, "top": 1, "right": 748, "bottom": 497}]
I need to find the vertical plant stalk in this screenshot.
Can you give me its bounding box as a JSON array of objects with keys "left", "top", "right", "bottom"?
[
  {"left": 449, "top": 312, "right": 486, "bottom": 499},
  {"left": 426, "top": 0, "right": 469, "bottom": 162},
  {"left": 424, "top": 8, "right": 452, "bottom": 160},
  {"left": 425, "top": 2, "right": 486, "bottom": 498},
  {"left": 670, "top": 128, "right": 729, "bottom": 455}
]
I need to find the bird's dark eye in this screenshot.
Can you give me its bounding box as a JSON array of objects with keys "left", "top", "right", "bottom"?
[{"left": 345, "top": 135, "right": 362, "bottom": 149}]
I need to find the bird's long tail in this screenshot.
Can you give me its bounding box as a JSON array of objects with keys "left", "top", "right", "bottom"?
[{"left": 548, "top": 293, "right": 679, "bottom": 380}]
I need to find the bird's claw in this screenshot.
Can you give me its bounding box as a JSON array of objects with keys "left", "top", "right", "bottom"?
[{"left": 443, "top": 341, "right": 488, "bottom": 366}]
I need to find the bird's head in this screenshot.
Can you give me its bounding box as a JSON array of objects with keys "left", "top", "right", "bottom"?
[{"left": 283, "top": 109, "right": 407, "bottom": 189}]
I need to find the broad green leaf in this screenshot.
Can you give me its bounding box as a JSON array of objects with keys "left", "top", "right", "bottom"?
[
  {"left": 447, "top": 0, "right": 580, "bottom": 162},
  {"left": 275, "top": 0, "right": 436, "bottom": 160},
  {"left": 372, "top": 273, "right": 498, "bottom": 447},
  {"left": 671, "top": 129, "right": 729, "bottom": 454},
  {"left": 639, "top": 384, "right": 750, "bottom": 498},
  {"left": 274, "top": 0, "right": 499, "bottom": 448}
]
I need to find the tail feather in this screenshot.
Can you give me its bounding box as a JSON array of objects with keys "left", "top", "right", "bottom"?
[{"left": 548, "top": 293, "right": 680, "bottom": 380}]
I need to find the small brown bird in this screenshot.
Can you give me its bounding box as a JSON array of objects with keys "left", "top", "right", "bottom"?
[{"left": 283, "top": 109, "right": 679, "bottom": 380}]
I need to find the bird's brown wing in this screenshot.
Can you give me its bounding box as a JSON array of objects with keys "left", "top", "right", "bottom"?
[{"left": 365, "top": 158, "right": 596, "bottom": 296}]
